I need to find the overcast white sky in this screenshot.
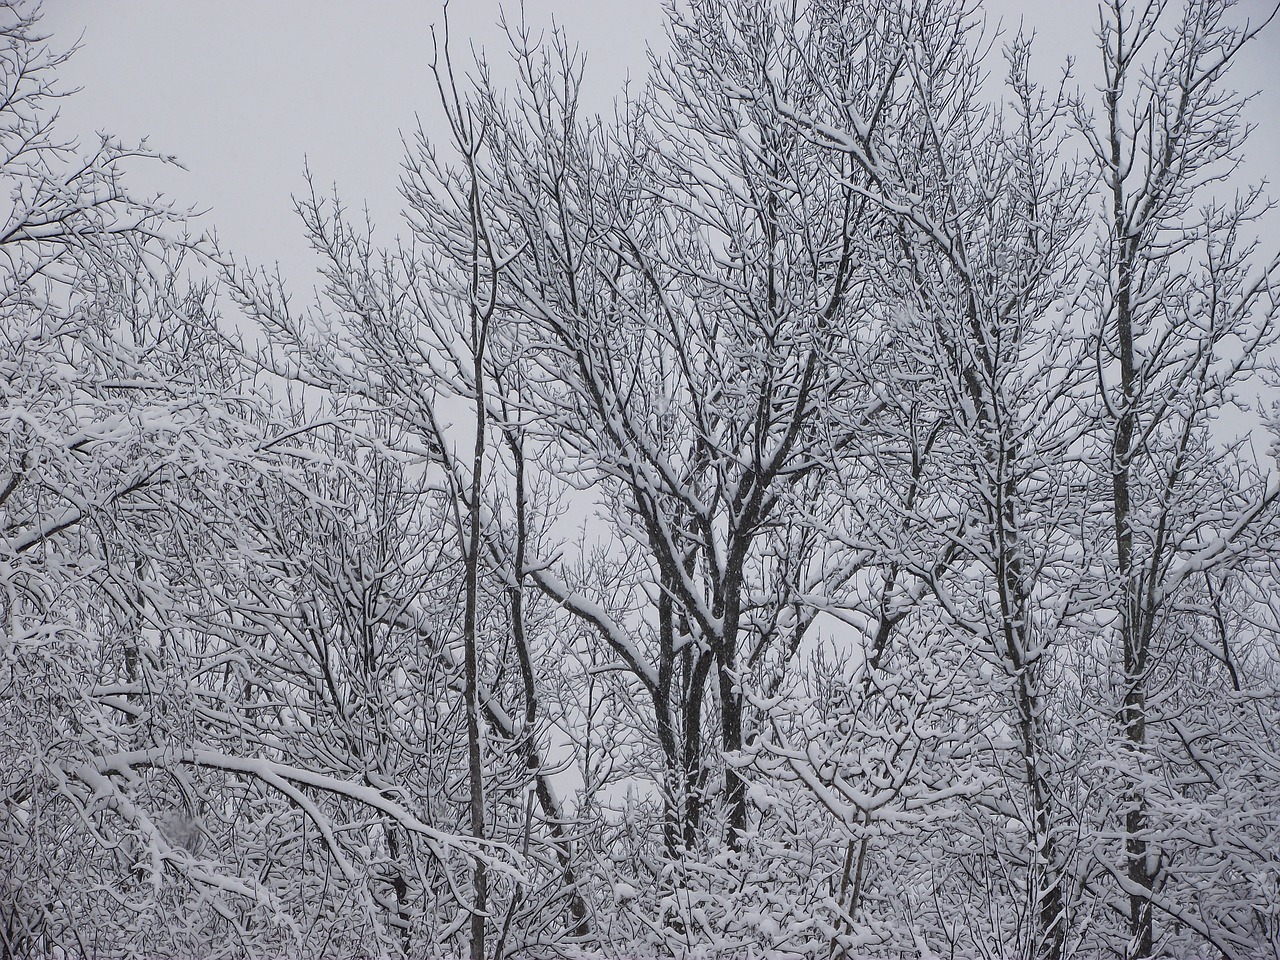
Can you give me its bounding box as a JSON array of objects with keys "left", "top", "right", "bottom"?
[{"left": 39, "top": 1, "right": 1280, "bottom": 295}]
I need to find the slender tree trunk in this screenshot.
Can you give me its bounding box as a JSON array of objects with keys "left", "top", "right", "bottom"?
[
  {"left": 505, "top": 430, "right": 590, "bottom": 940},
  {"left": 682, "top": 647, "right": 713, "bottom": 849},
  {"left": 1108, "top": 47, "right": 1153, "bottom": 947},
  {"left": 383, "top": 824, "right": 412, "bottom": 958},
  {"left": 719, "top": 550, "right": 748, "bottom": 850},
  {"left": 959, "top": 331, "right": 1066, "bottom": 959},
  {"left": 1111, "top": 237, "right": 1153, "bottom": 960},
  {"left": 463, "top": 170, "right": 490, "bottom": 960},
  {"left": 464, "top": 463, "right": 488, "bottom": 960},
  {"left": 655, "top": 587, "right": 685, "bottom": 859},
  {"left": 718, "top": 660, "right": 746, "bottom": 848},
  {"left": 997, "top": 488, "right": 1065, "bottom": 960}
]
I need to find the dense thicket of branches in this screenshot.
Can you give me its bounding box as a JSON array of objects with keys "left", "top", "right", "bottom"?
[{"left": 4, "top": 0, "right": 1280, "bottom": 958}]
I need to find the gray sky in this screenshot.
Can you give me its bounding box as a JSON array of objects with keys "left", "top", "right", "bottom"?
[
  {"left": 40, "top": 1, "right": 1280, "bottom": 294},
  {"left": 40, "top": 1, "right": 663, "bottom": 285}
]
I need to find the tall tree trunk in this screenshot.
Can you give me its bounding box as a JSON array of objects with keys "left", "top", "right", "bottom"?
[
  {"left": 1111, "top": 229, "right": 1152, "bottom": 960},
  {"left": 505, "top": 429, "right": 590, "bottom": 940},
  {"left": 463, "top": 166, "right": 491, "bottom": 960},
  {"left": 1108, "top": 38, "right": 1153, "bottom": 947}
]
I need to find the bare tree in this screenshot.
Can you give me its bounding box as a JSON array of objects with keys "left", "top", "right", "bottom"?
[
  {"left": 1074, "top": 1, "right": 1280, "bottom": 955},
  {"left": 125, "top": 0, "right": 1280, "bottom": 957}
]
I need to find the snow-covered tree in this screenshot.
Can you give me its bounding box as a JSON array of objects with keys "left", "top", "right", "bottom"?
[{"left": 10, "top": 0, "right": 1280, "bottom": 957}]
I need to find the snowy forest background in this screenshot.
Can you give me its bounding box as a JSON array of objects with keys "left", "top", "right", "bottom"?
[{"left": 4, "top": 0, "right": 1280, "bottom": 957}]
